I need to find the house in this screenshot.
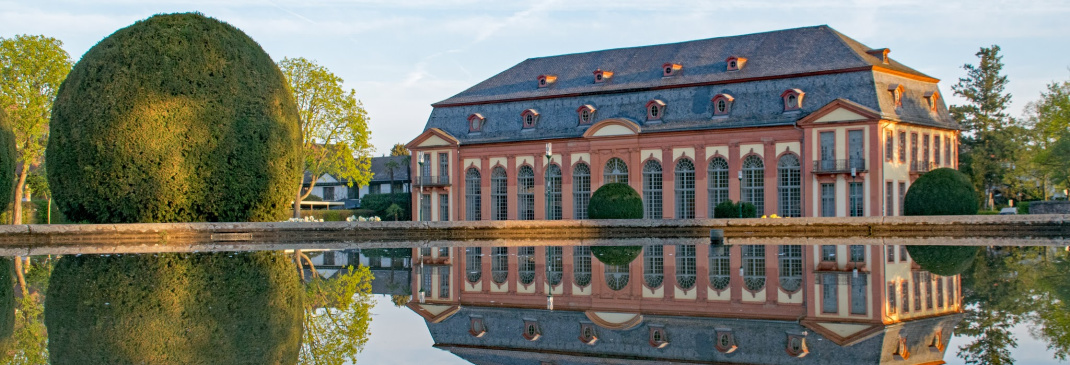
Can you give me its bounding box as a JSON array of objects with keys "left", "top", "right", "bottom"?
[
  {"left": 406, "top": 25, "right": 959, "bottom": 221},
  {"left": 301, "top": 155, "right": 411, "bottom": 209},
  {"left": 305, "top": 248, "right": 412, "bottom": 296}
]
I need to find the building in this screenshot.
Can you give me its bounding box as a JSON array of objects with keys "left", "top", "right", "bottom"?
[
  {"left": 306, "top": 248, "right": 412, "bottom": 295},
  {"left": 302, "top": 155, "right": 411, "bottom": 210},
  {"left": 406, "top": 25, "right": 959, "bottom": 221},
  {"left": 407, "top": 243, "right": 963, "bottom": 364}
]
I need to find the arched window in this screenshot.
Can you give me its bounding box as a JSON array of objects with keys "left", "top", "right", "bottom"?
[
  {"left": 605, "top": 263, "right": 630, "bottom": 291},
  {"left": 573, "top": 163, "right": 591, "bottom": 219},
  {"left": 465, "top": 247, "right": 482, "bottom": 283},
  {"left": 778, "top": 245, "right": 802, "bottom": 292},
  {"left": 491, "top": 167, "right": 508, "bottom": 220},
  {"left": 604, "top": 157, "right": 629, "bottom": 184},
  {"left": 675, "top": 159, "right": 695, "bottom": 219},
  {"left": 742, "top": 245, "right": 766, "bottom": 291},
  {"left": 574, "top": 246, "right": 592, "bottom": 287},
  {"left": 642, "top": 160, "right": 663, "bottom": 219},
  {"left": 676, "top": 245, "right": 696, "bottom": 289},
  {"left": 742, "top": 155, "right": 765, "bottom": 216},
  {"left": 546, "top": 164, "right": 562, "bottom": 220},
  {"left": 465, "top": 168, "right": 481, "bottom": 221},
  {"left": 643, "top": 245, "right": 664, "bottom": 288},
  {"left": 518, "top": 246, "right": 535, "bottom": 285},
  {"left": 517, "top": 165, "right": 534, "bottom": 220},
  {"left": 709, "top": 245, "right": 731, "bottom": 290},
  {"left": 546, "top": 246, "right": 563, "bottom": 286},
  {"left": 777, "top": 154, "right": 801, "bottom": 217},
  {"left": 491, "top": 247, "right": 508, "bottom": 284},
  {"left": 708, "top": 157, "right": 729, "bottom": 217}
]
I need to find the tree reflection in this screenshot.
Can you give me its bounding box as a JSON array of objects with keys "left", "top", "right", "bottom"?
[
  {"left": 300, "top": 265, "right": 375, "bottom": 365},
  {"left": 1, "top": 257, "right": 51, "bottom": 364}
]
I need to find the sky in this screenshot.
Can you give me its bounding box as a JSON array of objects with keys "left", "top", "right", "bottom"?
[{"left": 2, "top": 0, "right": 1069, "bottom": 153}]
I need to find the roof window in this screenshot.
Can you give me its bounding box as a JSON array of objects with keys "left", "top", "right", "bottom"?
[
  {"left": 781, "top": 89, "right": 805, "bottom": 112},
  {"left": 577, "top": 105, "right": 596, "bottom": 125},
  {"left": 537, "top": 74, "right": 557, "bottom": 88},
  {"left": 469, "top": 316, "right": 486, "bottom": 337},
  {"left": 649, "top": 326, "right": 669, "bottom": 348},
  {"left": 786, "top": 334, "right": 810, "bottom": 358},
  {"left": 521, "top": 109, "right": 540, "bottom": 129},
  {"left": 925, "top": 91, "right": 940, "bottom": 112},
  {"left": 522, "top": 319, "right": 542, "bottom": 341},
  {"left": 715, "top": 329, "right": 738, "bottom": 353},
  {"left": 726, "top": 56, "right": 747, "bottom": 71},
  {"left": 711, "top": 94, "right": 734, "bottom": 116},
  {"left": 593, "top": 69, "right": 613, "bottom": 83},
  {"left": 646, "top": 99, "right": 666, "bottom": 121},
  {"left": 866, "top": 48, "right": 890, "bottom": 64},
  {"left": 889, "top": 84, "right": 905, "bottom": 108},
  {"left": 662, "top": 63, "right": 682, "bottom": 77},
  {"left": 579, "top": 324, "right": 598, "bottom": 345},
  {"left": 467, "top": 113, "right": 485, "bottom": 133}
]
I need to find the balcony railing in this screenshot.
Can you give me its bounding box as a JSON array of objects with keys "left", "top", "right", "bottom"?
[
  {"left": 414, "top": 175, "right": 450, "bottom": 187},
  {"left": 812, "top": 159, "right": 867, "bottom": 174},
  {"left": 910, "top": 161, "right": 935, "bottom": 174}
]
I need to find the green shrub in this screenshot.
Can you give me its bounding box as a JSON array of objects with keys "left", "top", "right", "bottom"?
[
  {"left": 0, "top": 110, "right": 13, "bottom": 217},
  {"left": 360, "top": 193, "right": 411, "bottom": 220},
  {"left": 591, "top": 246, "right": 642, "bottom": 266},
  {"left": 47, "top": 13, "right": 301, "bottom": 223},
  {"left": 712, "top": 200, "right": 757, "bottom": 218},
  {"left": 588, "top": 183, "right": 643, "bottom": 219},
  {"left": 1017, "top": 201, "right": 1031, "bottom": 215},
  {"left": 906, "top": 245, "right": 980, "bottom": 276},
  {"left": 903, "top": 168, "right": 978, "bottom": 216},
  {"left": 45, "top": 252, "right": 303, "bottom": 364}
]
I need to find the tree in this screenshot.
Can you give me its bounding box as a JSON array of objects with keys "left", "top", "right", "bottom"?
[
  {"left": 280, "top": 57, "right": 373, "bottom": 218},
  {"left": 0, "top": 35, "right": 72, "bottom": 224},
  {"left": 301, "top": 265, "right": 375, "bottom": 365},
  {"left": 389, "top": 143, "right": 409, "bottom": 157},
  {"left": 951, "top": 46, "right": 1016, "bottom": 209},
  {"left": 1025, "top": 80, "right": 1070, "bottom": 195},
  {"left": 384, "top": 203, "right": 404, "bottom": 221}
]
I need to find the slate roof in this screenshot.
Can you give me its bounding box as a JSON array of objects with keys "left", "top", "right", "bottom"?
[
  {"left": 426, "top": 306, "right": 963, "bottom": 365},
  {"left": 422, "top": 25, "right": 957, "bottom": 146},
  {"left": 302, "top": 155, "right": 410, "bottom": 185}
]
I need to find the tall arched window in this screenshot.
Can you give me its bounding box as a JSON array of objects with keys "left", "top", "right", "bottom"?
[
  {"left": 491, "top": 247, "right": 508, "bottom": 284},
  {"left": 518, "top": 246, "right": 535, "bottom": 285},
  {"left": 518, "top": 166, "right": 535, "bottom": 220},
  {"left": 465, "top": 247, "right": 482, "bottom": 283},
  {"left": 675, "top": 159, "right": 695, "bottom": 219},
  {"left": 546, "top": 164, "right": 562, "bottom": 220},
  {"left": 604, "top": 158, "right": 629, "bottom": 184},
  {"left": 778, "top": 245, "right": 802, "bottom": 292},
  {"left": 642, "top": 160, "right": 663, "bottom": 219},
  {"left": 491, "top": 167, "right": 508, "bottom": 220},
  {"left": 708, "top": 157, "right": 729, "bottom": 217},
  {"left": 777, "top": 154, "right": 801, "bottom": 217},
  {"left": 573, "top": 163, "right": 591, "bottom": 219},
  {"left": 574, "top": 246, "right": 592, "bottom": 287},
  {"left": 742, "top": 245, "right": 766, "bottom": 291},
  {"left": 546, "top": 246, "right": 563, "bottom": 286},
  {"left": 643, "top": 245, "right": 664, "bottom": 288},
  {"left": 742, "top": 155, "right": 765, "bottom": 216},
  {"left": 465, "top": 168, "right": 482, "bottom": 221},
  {"left": 676, "top": 245, "right": 696, "bottom": 289},
  {"left": 709, "top": 245, "right": 731, "bottom": 290}
]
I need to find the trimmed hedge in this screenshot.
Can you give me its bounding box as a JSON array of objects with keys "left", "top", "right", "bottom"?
[
  {"left": 713, "top": 200, "right": 758, "bottom": 218},
  {"left": 360, "top": 193, "right": 411, "bottom": 221},
  {"left": 45, "top": 252, "right": 303, "bottom": 364},
  {"left": 47, "top": 13, "right": 301, "bottom": 223},
  {"left": 0, "top": 259, "right": 12, "bottom": 346},
  {"left": 903, "top": 168, "right": 978, "bottom": 216},
  {"left": 591, "top": 246, "right": 642, "bottom": 266},
  {"left": 0, "top": 110, "right": 13, "bottom": 217},
  {"left": 906, "top": 245, "right": 980, "bottom": 276},
  {"left": 301, "top": 209, "right": 376, "bottom": 222},
  {"left": 588, "top": 183, "right": 643, "bottom": 219}
]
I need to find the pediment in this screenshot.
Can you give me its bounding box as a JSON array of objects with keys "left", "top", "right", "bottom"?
[
  {"left": 406, "top": 128, "right": 459, "bottom": 149},
  {"left": 582, "top": 119, "right": 641, "bottom": 138},
  {"left": 797, "top": 99, "right": 880, "bottom": 126},
  {"left": 407, "top": 303, "right": 461, "bottom": 323},
  {"left": 585, "top": 311, "right": 643, "bottom": 330},
  {"left": 800, "top": 319, "right": 885, "bottom": 346}
]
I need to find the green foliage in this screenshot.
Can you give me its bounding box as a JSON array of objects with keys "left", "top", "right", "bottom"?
[
  {"left": 301, "top": 265, "right": 375, "bottom": 365},
  {"left": 588, "top": 183, "right": 643, "bottom": 219},
  {"left": 904, "top": 168, "right": 979, "bottom": 216},
  {"left": 0, "top": 110, "right": 13, "bottom": 216},
  {"left": 0, "top": 259, "right": 12, "bottom": 346},
  {"left": 45, "top": 252, "right": 303, "bottom": 364},
  {"left": 389, "top": 143, "right": 409, "bottom": 157},
  {"left": 906, "top": 245, "right": 980, "bottom": 276},
  {"left": 360, "top": 193, "right": 411, "bottom": 220},
  {"left": 590, "top": 246, "right": 642, "bottom": 266},
  {"left": 390, "top": 295, "right": 411, "bottom": 308},
  {"left": 712, "top": 200, "right": 758, "bottom": 218},
  {"left": 1016, "top": 201, "right": 1031, "bottom": 215},
  {"left": 304, "top": 194, "right": 324, "bottom": 202},
  {"left": 47, "top": 13, "right": 301, "bottom": 223}
]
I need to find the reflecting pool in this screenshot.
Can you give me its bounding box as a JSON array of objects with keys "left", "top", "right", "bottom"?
[{"left": 1, "top": 241, "right": 1067, "bottom": 364}]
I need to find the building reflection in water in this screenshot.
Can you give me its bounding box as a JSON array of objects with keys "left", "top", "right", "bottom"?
[{"left": 406, "top": 243, "right": 963, "bottom": 364}]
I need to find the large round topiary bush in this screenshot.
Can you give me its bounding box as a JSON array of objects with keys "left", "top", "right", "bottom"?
[
  {"left": 906, "top": 245, "right": 980, "bottom": 276},
  {"left": 588, "top": 183, "right": 643, "bottom": 219},
  {"left": 0, "top": 109, "right": 15, "bottom": 216},
  {"left": 45, "top": 252, "right": 303, "bottom": 364},
  {"left": 47, "top": 12, "right": 301, "bottom": 223},
  {"left": 903, "top": 168, "right": 979, "bottom": 216},
  {"left": 591, "top": 246, "right": 642, "bottom": 266}
]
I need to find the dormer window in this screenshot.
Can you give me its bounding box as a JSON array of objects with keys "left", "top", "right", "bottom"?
[
  {"left": 469, "top": 316, "right": 486, "bottom": 337},
  {"left": 893, "top": 336, "right": 910, "bottom": 360},
  {"left": 867, "top": 48, "right": 891, "bottom": 64},
  {"left": 521, "top": 109, "right": 540, "bottom": 129},
  {"left": 537, "top": 74, "right": 557, "bottom": 88},
  {"left": 579, "top": 324, "right": 598, "bottom": 345},
  {"left": 646, "top": 99, "right": 666, "bottom": 121},
  {"left": 786, "top": 334, "right": 810, "bottom": 358},
  {"left": 726, "top": 56, "right": 747, "bottom": 71},
  {"left": 889, "top": 84, "right": 905, "bottom": 108},
  {"left": 714, "top": 330, "right": 738, "bottom": 353},
  {"left": 467, "top": 113, "right": 485, "bottom": 133},
  {"left": 649, "top": 326, "right": 669, "bottom": 348},
  {"left": 522, "top": 319, "right": 541, "bottom": 341},
  {"left": 781, "top": 89, "right": 804, "bottom": 112},
  {"left": 925, "top": 91, "right": 940, "bottom": 112},
  {"left": 577, "top": 105, "right": 596, "bottom": 125},
  {"left": 929, "top": 331, "right": 945, "bottom": 352},
  {"left": 593, "top": 69, "right": 613, "bottom": 83},
  {"left": 662, "top": 63, "right": 682, "bottom": 77},
  {"left": 711, "top": 94, "right": 734, "bottom": 116}
]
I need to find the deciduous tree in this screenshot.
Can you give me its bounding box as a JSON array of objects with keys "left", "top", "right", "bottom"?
[{"left": 389, "top": 143, "right": 409, "bottom": 157}]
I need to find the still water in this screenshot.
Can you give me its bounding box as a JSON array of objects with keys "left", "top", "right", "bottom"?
[{"left": 1, "top": 242, "right": 1067, "bottom": 364}]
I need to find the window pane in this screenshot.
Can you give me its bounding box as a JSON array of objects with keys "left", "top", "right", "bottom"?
[
  {"left": 708, "top": 158, "right": 730, "bottom": 217},
  {"left": 675, "top": 159, "right": 695, "bottom": 219},
  {"left": 643, "top": 160, "right": 663, "bottom": 219},
  {"left": 777, "top": 154, "right": 801, "bottom": 217},
  {"left": 573, "top": 163, "right": 591, "bottom": 219}
]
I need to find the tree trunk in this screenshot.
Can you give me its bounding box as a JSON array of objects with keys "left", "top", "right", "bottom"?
[
  {"left": 294, "top": 176, "right": 319, "bottom": 219},
  {"left": 294, "top": 249, "right": 305, "bottom": 281},
  {"left": 11, "top": 163, "right": 27, "bottom": 225},
  {"left": 13, "top": 256, "right": 27, "bottom": 297}
]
